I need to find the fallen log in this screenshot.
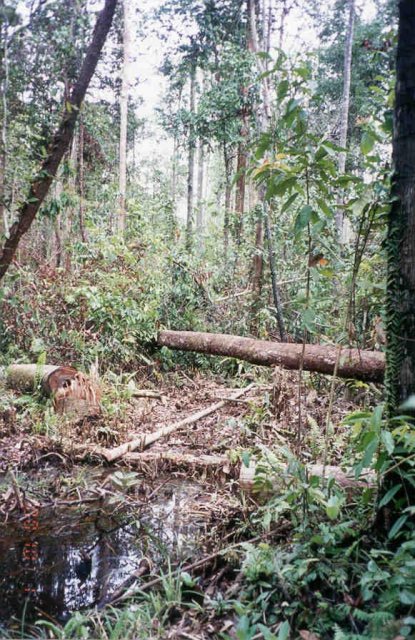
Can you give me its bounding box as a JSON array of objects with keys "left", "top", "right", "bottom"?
[
  {"left": 157, "top": 330, "right": 385, "bottom": 382},
  {"left": 2, "top": 364, "right": 101, "bottom": 419},
  {"left": 101, "top": 383, "right": 255, "bottom": 463},
  {"left": 239, "top": 460, "right": 375, "bottom": 492},
  {"left": 125, "top": 451, "right": 229, "bottom": 468}
]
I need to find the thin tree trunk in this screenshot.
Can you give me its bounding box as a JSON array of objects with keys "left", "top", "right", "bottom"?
[
  {"left": 278, "top": 0, "right": 290, "bottom": 50},
  {"left": 386, "top": 0, "right": 415, "bottom": 409},
  {"left": 118, "top": 0, "right": 132, "bottom": 235},
  {"left": 248, "top": 0, "right": 273, "bottom": 334},
  {"left": 186, "top": 62, "right": 196, "bottom": 250},
  {"left": 78, "top": 122, "right": 87, "bottom": 243},
  {"left": 171, "top": 134, "right": 178, "bottom": 212},
  {"left": 0, "top": 20, "right": 9, "bottom": 238},
  {"left": 265, "top": 208, "right": 287, "bottom": 341},
  {"left": 196, "top": 140, "right": 204, "bottom": 235},
  {"left": 0, "top": 0, "right": 118, "bottom": 280},
  {"left": 336, "top": 0, "right": 355, "bottom": 242},
  {"left": 64, "top": 133, "right": 78, "bottom": 271},
  {"left": 223, "top": 142, "right": 232, "bottom": 260}
]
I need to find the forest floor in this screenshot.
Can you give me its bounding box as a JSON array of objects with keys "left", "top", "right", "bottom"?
[
  {"left": 0, "top": 367, "right": 363, "bottom": 479},
  {"left": 0, "top": 368, "right": 378, "bottom": 637}
]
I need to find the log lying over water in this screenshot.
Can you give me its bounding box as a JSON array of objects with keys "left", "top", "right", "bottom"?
[{"left": 158, "top": 330, "right": 385, "bottom": 382}]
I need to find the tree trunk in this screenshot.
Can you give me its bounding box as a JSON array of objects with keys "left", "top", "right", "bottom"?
[
  {"left": 250, "top": 209, "right": 264, "bottom": 335},
  {"left": 171, "top": 134, "right": 179, "bottom": 213},
  {"left": 386, "top": 0, "right": 415, "bottom": 409},
  {"left": 0, "top": 0, "right": 118, "bottom": 280},
  {"left": 336, "top": 0, "right": 355, "bottom": 242},
  {"left": 265, "top": 208, "right": 287, "bottom": 341},
  {"left": 118, "top": 0, "right": 132, "bottom": 235},
  {"left": 223, "top": 142, "right": 232, "bottom": 260},
  {"left": 157, "top": 330, "right": 385, "bottom": 382},
  {"left": 64, "top": 133, "right": 78, "bottom": 271},
  {"left": 0, "top": 20, "right": 9, "bottom": 238},
  {"left": 186, "top": 62, "right": 196, "bottom": 251},
  {"left": 78, "top": 121, "right": 88, "bottom": 243},
  {"left": 234, "top": 137, "right": 247, "bottom": 241},
  {"left": 196, "top": 140, "right": 204, "bottom": 236}
]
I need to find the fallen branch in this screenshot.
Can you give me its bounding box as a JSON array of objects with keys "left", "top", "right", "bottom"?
[
  {"left": 157, "top": 330, "right": 385, "bottom": 382},
  {"left": 101, "top": 383, "right": 255, "bottom": 463},
  {"left": 131, "top": 390, "right": 162, "bottom": 399}
]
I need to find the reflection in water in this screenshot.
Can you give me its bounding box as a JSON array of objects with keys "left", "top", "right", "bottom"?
[{"left": 0, "top": 479, "right": 206, "bottom": 630}]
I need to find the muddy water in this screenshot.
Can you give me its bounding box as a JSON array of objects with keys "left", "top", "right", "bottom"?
[{"left": 0, "top": 476, "right": 207, "bottom": 631}]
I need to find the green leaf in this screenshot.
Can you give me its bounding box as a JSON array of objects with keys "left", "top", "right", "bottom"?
[
  {"left": 361, "top": 131, "right": 375, "bottom": 155},
  {"left": 381, "top": 110, "right": 393, "bottom": 134},
  {"left": 326, "top": 495, "right": 341, "bottom": 520},
  {"left": 241, "top": 451, "right": 251, "bottom": 468},
  {"left": 281, "top": 192, "right": 299, "bottom": 213},
  {"left": 361, "top": 437, "right": 379, "bottom": 469},
  {"left": 378, "top": 484, "right": 401, "bottom": 509},
  {"left": 294, "top": 204, "right": 313, "bottom": 236},
  {"left": 399, "top": 590, "right": 415, "bottom": 605},
  {"left": 255, "top": 134, "right": 271, "bottom": 160},
  {"left": 277, "top": 79, "right": 289, "bottom": 100},
  {"left": 381, "top": 429, "right": 395, "bottom": 455},
  {"left": 257, "top": 624, "right": 278, "bottom": 640},
  {"left": 388, "top": 514, "right": 409, "bottom": 540},
  {"left": 277, "top": 620, "right": 290, "bottom": 640}
]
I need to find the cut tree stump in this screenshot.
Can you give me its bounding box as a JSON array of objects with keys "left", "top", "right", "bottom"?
[
  {"left": 2, "top": 364, "right": 101, "bottom": 419},
  {"left": 157, "top": 330, "right": 385, "bottom": 382}
]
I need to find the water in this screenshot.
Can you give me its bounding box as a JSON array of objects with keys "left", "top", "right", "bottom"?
[{"left": 0, "top": 475, "right": 207, "bottom": 630}]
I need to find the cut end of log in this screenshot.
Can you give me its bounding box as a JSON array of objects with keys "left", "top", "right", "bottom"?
[{"left": 5, "top": 363, "right": 101, "bottom": 420}]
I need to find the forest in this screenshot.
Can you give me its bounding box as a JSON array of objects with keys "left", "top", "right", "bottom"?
[{"left": 0, "top": 0, "right": 414, "bottom": 638}]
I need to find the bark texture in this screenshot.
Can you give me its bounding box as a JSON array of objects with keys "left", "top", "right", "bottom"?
[
  {"left": 386, "top": 0, "right": 415, "bottom": 408},
  {"left": 158, "top": 330, "right": 385, "bottom": 382},
  {"left": 0, "top": 0, "right": 117, "bottom": 280}
]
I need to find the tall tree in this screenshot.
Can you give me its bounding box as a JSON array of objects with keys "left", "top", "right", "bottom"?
[
  {"left": 335, "top": 0, "right": 355, "bottom": 242},
  {"left": 386, "top": 0, "right": 415, "bottom": 410},
  {"left": 0, "top": 0, "right": 117, "bottom": 280},
  {"left": 117, "top": 0, "right": 132, "bottom": 235},
  {"left": 185, "top": 59, "right": 196, "bottom": 251}
]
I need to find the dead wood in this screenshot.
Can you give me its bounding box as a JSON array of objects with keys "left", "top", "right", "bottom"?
[
  {"left": 131, "top": 390, "right": 162, "bottom": 399},
  {"left": 239, "top": 460, "right": 375, "bottom": 492},
  {"left": 125, "top": 451, "right": 229, "bottom": 468},
  {"left": 3, "top": 363, "right": 101, "bottom": 419},
  {"left": 157, "top": 330, "right": 385, "bottom": 382},
  {"left": 101, "top": 383, "right": 255, "bottom": 463}
]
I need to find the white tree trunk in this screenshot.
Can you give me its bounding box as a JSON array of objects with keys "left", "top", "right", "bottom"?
[
  {"left": 118, "top": 0, "right": 133, "bottom": 235},
  {"left": 336, "top": 0, "right": 355, "bottom": 243},
  {"left": 186, "top": 63, "right": 196, "bottom": 250}
]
